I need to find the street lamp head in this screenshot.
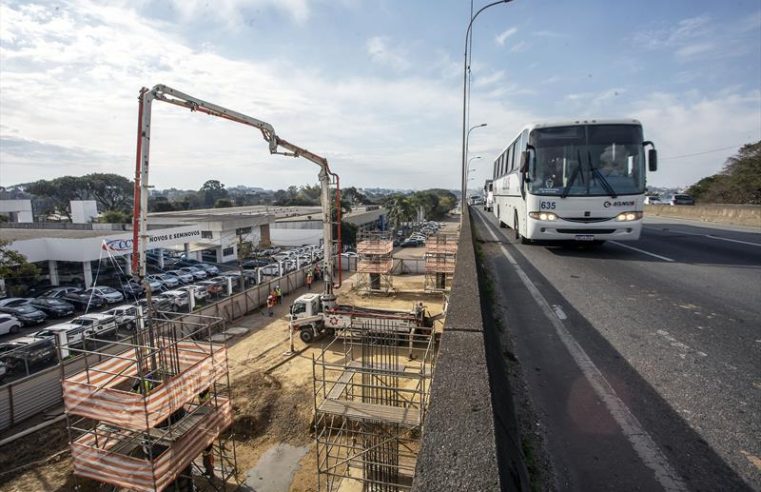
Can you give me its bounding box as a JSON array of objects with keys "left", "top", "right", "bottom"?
[{"left": 478, "top": 123, "right": 487, "bottom": 128}]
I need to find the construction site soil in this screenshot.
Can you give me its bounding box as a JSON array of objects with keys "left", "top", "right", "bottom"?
[{"left": 0, "top": 272, "right": 448, "bottom": 492}]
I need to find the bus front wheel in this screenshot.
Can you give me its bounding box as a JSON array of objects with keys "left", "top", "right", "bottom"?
[
  {"left": 515, "top": 213, "right": 530, "bottom": 244},
  {"left": 498, "top": 207, "right": 506, "bottom": 228}
]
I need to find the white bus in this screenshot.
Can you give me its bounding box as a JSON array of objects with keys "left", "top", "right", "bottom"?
[{"left": 491, "top": 119, "right": 657, "bottom": 244}]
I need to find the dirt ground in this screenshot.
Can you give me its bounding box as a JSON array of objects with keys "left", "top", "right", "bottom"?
[{"left": 0, "top": 268, "right": 450, "bottom": 492}]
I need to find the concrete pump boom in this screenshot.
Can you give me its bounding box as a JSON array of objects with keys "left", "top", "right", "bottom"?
[{"left": 132, "top": 84, "right": 340, "bottom": 305}]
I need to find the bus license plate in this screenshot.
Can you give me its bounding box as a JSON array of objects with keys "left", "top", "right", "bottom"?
[{"left": 575, "top": 235, "right": 595, "bottom": 241}]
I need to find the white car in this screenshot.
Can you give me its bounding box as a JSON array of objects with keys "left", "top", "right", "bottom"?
[
  {"left": 179, "top": 285, "right": 208, "bottom": 301},
  {"left": 85, "top": 286, "right": 124, "bottom": 304},
  {"left": 69, "top": 313, "right": 118, "bottom": 337},
  {"left": 644, "top": 196, "right": 662, "bottom": 205},
  {"left": 148, "top": 274, "right": 180, "bottom": 289},
  {"left": 0, "top": 314, "right": 22, "bottom": 335},
  {"left": 260, "top": 264, "right": 281, "bottom": 277},
  {"left": 340, "top": 251, "right": 358, "bottom": 258},
  {"left": 162, "top": 290, "right": 191, "bottom": 309},
  {"left": 102, "top": 305, "right": 139, "bottom": 330},
  {"left": 165, "top": 270, "right": 194, "bottom": 284}
]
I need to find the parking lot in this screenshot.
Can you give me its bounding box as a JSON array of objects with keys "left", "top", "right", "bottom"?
[{"left": 0, "top": 244, "right": 325, "bottom": 383}]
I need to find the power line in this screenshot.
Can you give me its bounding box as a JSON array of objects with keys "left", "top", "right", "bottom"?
[{"left": 660, "top": 144, "right": 744, "bottom": 160}]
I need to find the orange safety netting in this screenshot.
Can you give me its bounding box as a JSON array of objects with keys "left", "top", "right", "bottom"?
[
  {"left": 71, "top": 398, "right": 232, "bottom": 492},
  {"left": 63, "top": 341, "right": 227, "bottom": 430},
  {"left": 357, "top": 240, "right": 393, "bottom": 255},
  {"left": 425, "top": 259, "right": 456, "bottom": 273},
  {"left": 357, "top": 259, "right": 394, "bottom": 274}
]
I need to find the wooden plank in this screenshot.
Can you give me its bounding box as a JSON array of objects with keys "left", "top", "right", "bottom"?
[{"left": 318, "top": 399, "right": 420, "bottom": 426}]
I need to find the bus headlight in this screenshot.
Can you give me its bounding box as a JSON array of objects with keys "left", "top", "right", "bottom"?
[
  {"left": 529, "top": 212, "right": 558, "bottom": 221},
  {"left": 616, "top": 211, "right": 643, "bottom": 221}
]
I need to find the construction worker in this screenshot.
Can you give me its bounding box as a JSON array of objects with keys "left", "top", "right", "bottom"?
[
  {"left": 275, "top": 285, "right": 283, "bottom": 305},
  {"left": 267, "top": 292, "right": 276, "bottom": 317},
  {"left": 306, "top": 270, "right": 314, "bottom": 290}
]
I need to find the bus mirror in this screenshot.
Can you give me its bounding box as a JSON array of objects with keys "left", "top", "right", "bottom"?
[
  {"left": 648, "top": 148, "right": 658, "bottom": 172},
  {"left": 519, "top": 151, "right": 529, "bottom": 173}
]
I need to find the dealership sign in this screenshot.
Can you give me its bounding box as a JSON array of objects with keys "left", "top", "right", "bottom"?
[{"left": 102, "top": 229, "right": 202, "bottom": 253}]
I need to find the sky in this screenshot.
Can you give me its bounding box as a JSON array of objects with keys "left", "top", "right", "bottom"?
[{"left": 0, "top": 0, "right": 759, "bottom": 192}]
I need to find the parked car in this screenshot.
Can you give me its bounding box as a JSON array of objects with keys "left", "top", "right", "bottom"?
[
  {"left": 84, "top": 286, "right": 125, "bottom": 305},
  {"left": 27, "top": 297, "right": 76, "bottom": 318},
  {"left": 114, "top": 280, "right": 145, "bottom": 299},
  {"left": 241, "top": 258, "right": 272, "bottom": 270},
  {"left": 165, "top": 270, "right": 194, "bottom": 284},
  {"left": 0, "top": 336, "right": 57, "bottom": 374},
  {"left": 670, "top": 194, "right": 695, "bottom": 206},
  {"left": 138, "top": 294, "right": 176, "bottom": 313},
  {"left": 61, "top": 289, "right": 106, "bottom": 311},
  {"left": 33, "top": 324, "right": 90, "bottom": 348},
  {"left": 69, "top": 313, "right": 118, "bottom": 337},
  {"left": 0, "top": 314, "right": 22, "bottom": 335},
  {"left": 179, "top": 285, "right": 208, "bottom": 302},
  {"left": 162, "top": 290, "right": 191, "bottom": 310},
  {"left": 197, "top": 278, "right": 226, "bottom": 296},
  {"left": 37, "top": 286, "right": 81, "bottom": 300},
  {"left": 179, "top": 266, "right": 208, "bottom": 280},
  {"left": 192, "top": 263, "right": 220, "bottom": 276},
  {"left": 340, "top": 251, "right": 359, "bottom": 258},
  {"left": 400, "top": 239, "right": 423, "bottom": 248},
  {"left": 0, "top": 302, "right": 48, "bottom": 326},
  {"left": 148, "top": 274, "right": 180, "bottom": 290},
  {"left": 260, "top": 264, "right": 281, "bottom": 277},
  {"left": 644, "top": 196, "right": 662, "bottom": 205},
  {"left": 102, "top": 305, "right": 139, "bottom": 330}
]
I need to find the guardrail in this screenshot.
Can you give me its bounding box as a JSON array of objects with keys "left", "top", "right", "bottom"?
[
  {"left": 412, "top": 209, "right": 529, "bottom": 491},
  {"left": 645, "top": 204, "right": 761, "bottom": 227}
]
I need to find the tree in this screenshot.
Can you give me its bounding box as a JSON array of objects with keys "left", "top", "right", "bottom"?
[
  {"left": 687, "top": 141, "right": 761, "bottom": 204},
  {"left": 214, "top": 198, "right": 234, "bottom": 208},
  {"left": 384, "top": 194, "right": 415, "bottom": 230},
  {"left": 83, "top": 173, "right": 133, "bottom": 212},
  {"left": 99, "top": 210, "right": 132, "bottom": 223},
  {"left": 0, "top": 240, "right": 40, "bottom": 296},
  {"left": 25, "top": 176, "right": 89, "bottom": 220},
  {"left": 199, "top": 180, "right": 229, "bottom": 208}
]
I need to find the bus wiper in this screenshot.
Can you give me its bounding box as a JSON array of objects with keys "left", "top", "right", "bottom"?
[
  {"left": 589, "top": 150, "right": 617, "bottom": 198},
  {"left": 562, "top": 150, "right": 585, "bottom": 198}
]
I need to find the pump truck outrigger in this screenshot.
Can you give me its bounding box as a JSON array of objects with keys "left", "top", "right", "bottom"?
[{"left": 130, "top": 84, "right": 343, "bottom": 315}]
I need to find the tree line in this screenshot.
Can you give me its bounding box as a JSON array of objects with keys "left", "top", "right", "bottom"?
[{"left": 686, "top": 141, "right": 761, "bottom": 205}]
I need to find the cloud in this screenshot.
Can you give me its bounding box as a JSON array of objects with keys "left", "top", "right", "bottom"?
[
  {"left": 474, "top": 70, "right": 505, "bottom": 88},
  {"left": 152, "top": 0, "right": 312, "bottom": 27},
  {"left": 495, "top": 27, "right": 517, "bottom": 46},
  {"left": 365, "top": 36, "right": 411, "bottom": 71},
  {"left": 510, "top": 40, "right": 529, "bottom": 53}
]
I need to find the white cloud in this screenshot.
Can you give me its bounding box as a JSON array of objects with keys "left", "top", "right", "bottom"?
[
  {"left": 365, "top": 36, "right": 411, "bottom": 71},
  {"left": 632, "top": 90, "right": 761, "bottom": 187},
  {"left": 474, "top": 70, "right": 505, "bottom": 88},
  {"left": 495, "top": 27, "right": 517, "bottom": 46},
  {"left": 510, "top": 40, "right": 529, "bottom": 53}
]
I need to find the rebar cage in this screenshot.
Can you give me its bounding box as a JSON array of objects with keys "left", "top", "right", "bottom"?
[
  {"left": 313, "top": 318, "right": 435, "bottom": 491},
  {"left": 60, "top": 311, "right": 238, "bottom": 492}
]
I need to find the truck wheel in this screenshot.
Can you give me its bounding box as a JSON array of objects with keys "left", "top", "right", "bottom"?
[{"left": 299, "top": 329, "right": 315, "bottom": 344}]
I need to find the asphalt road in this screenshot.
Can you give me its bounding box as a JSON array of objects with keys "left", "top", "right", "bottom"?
[{"left": 471, "top": 207, "right": 760, "bottom": 491}]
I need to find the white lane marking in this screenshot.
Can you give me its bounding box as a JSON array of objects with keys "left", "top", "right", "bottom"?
[
  {"left": 649, "top": 227, "right": 761, "bottom": 247},
  {"left": 655, "top": 330, "right": 708, "bottom": 359},
  {"left": 552, "top": 305, "right": 567, "bottom": 320},
  {"left": 610, "top": 241, "right": 676, "bottom": 262},
  {"left": 476, "top": 212, "right": 687, "bottom": 491}
]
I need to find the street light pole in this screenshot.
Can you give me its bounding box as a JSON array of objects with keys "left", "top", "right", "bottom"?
[
  {"left": 460, "top": 0, "right": 513, "bottom": 216},
  {"left": 466, "top": 122, "right": 487, "bottom": 167}
]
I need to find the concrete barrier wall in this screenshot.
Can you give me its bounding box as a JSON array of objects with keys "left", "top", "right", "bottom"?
[
  {"left": 646, "top": 204, "right": 761, "bottom": 227},
  {"left": 413, "top": 210, "right": 528, "bottom": 491}
]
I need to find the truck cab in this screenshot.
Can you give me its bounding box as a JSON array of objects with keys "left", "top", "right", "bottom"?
[{"left": 290, "top": 293, "right": 323, "bottom": 320}]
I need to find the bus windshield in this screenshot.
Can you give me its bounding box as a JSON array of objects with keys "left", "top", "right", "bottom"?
[{"left": 528, "top": 124, "right": 645, "bottom": 196}]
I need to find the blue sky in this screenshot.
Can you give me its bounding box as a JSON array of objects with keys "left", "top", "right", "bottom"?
[{"left": 1, "top": 0, "right": 759, "bottom": 192}]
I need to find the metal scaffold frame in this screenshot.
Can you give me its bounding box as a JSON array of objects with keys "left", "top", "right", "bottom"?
[
  {"left": 355, "top": 232, "right": 395, "bottom": 295},
  {"left": 424, "top": 233, "right": 458, "bottom": 292},
  {"left": 312, "top": 319, "right": 435, "bottom": 491},
  {"left": 60, "top": 311, "right": 238, "bottom": 492}
]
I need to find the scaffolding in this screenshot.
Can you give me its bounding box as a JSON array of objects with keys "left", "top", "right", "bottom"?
[
  {"left": 313, "top": 319, "right": 435, "bottom": 491},
  {"left": 60, "top": 311, "right": 238, "bottom": 492},
  {"left": 424, "top": 234, "right": 457, "bottom": 292},
  {"left": 356, "top": 233, "right": 394, "bottom": 294}
]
